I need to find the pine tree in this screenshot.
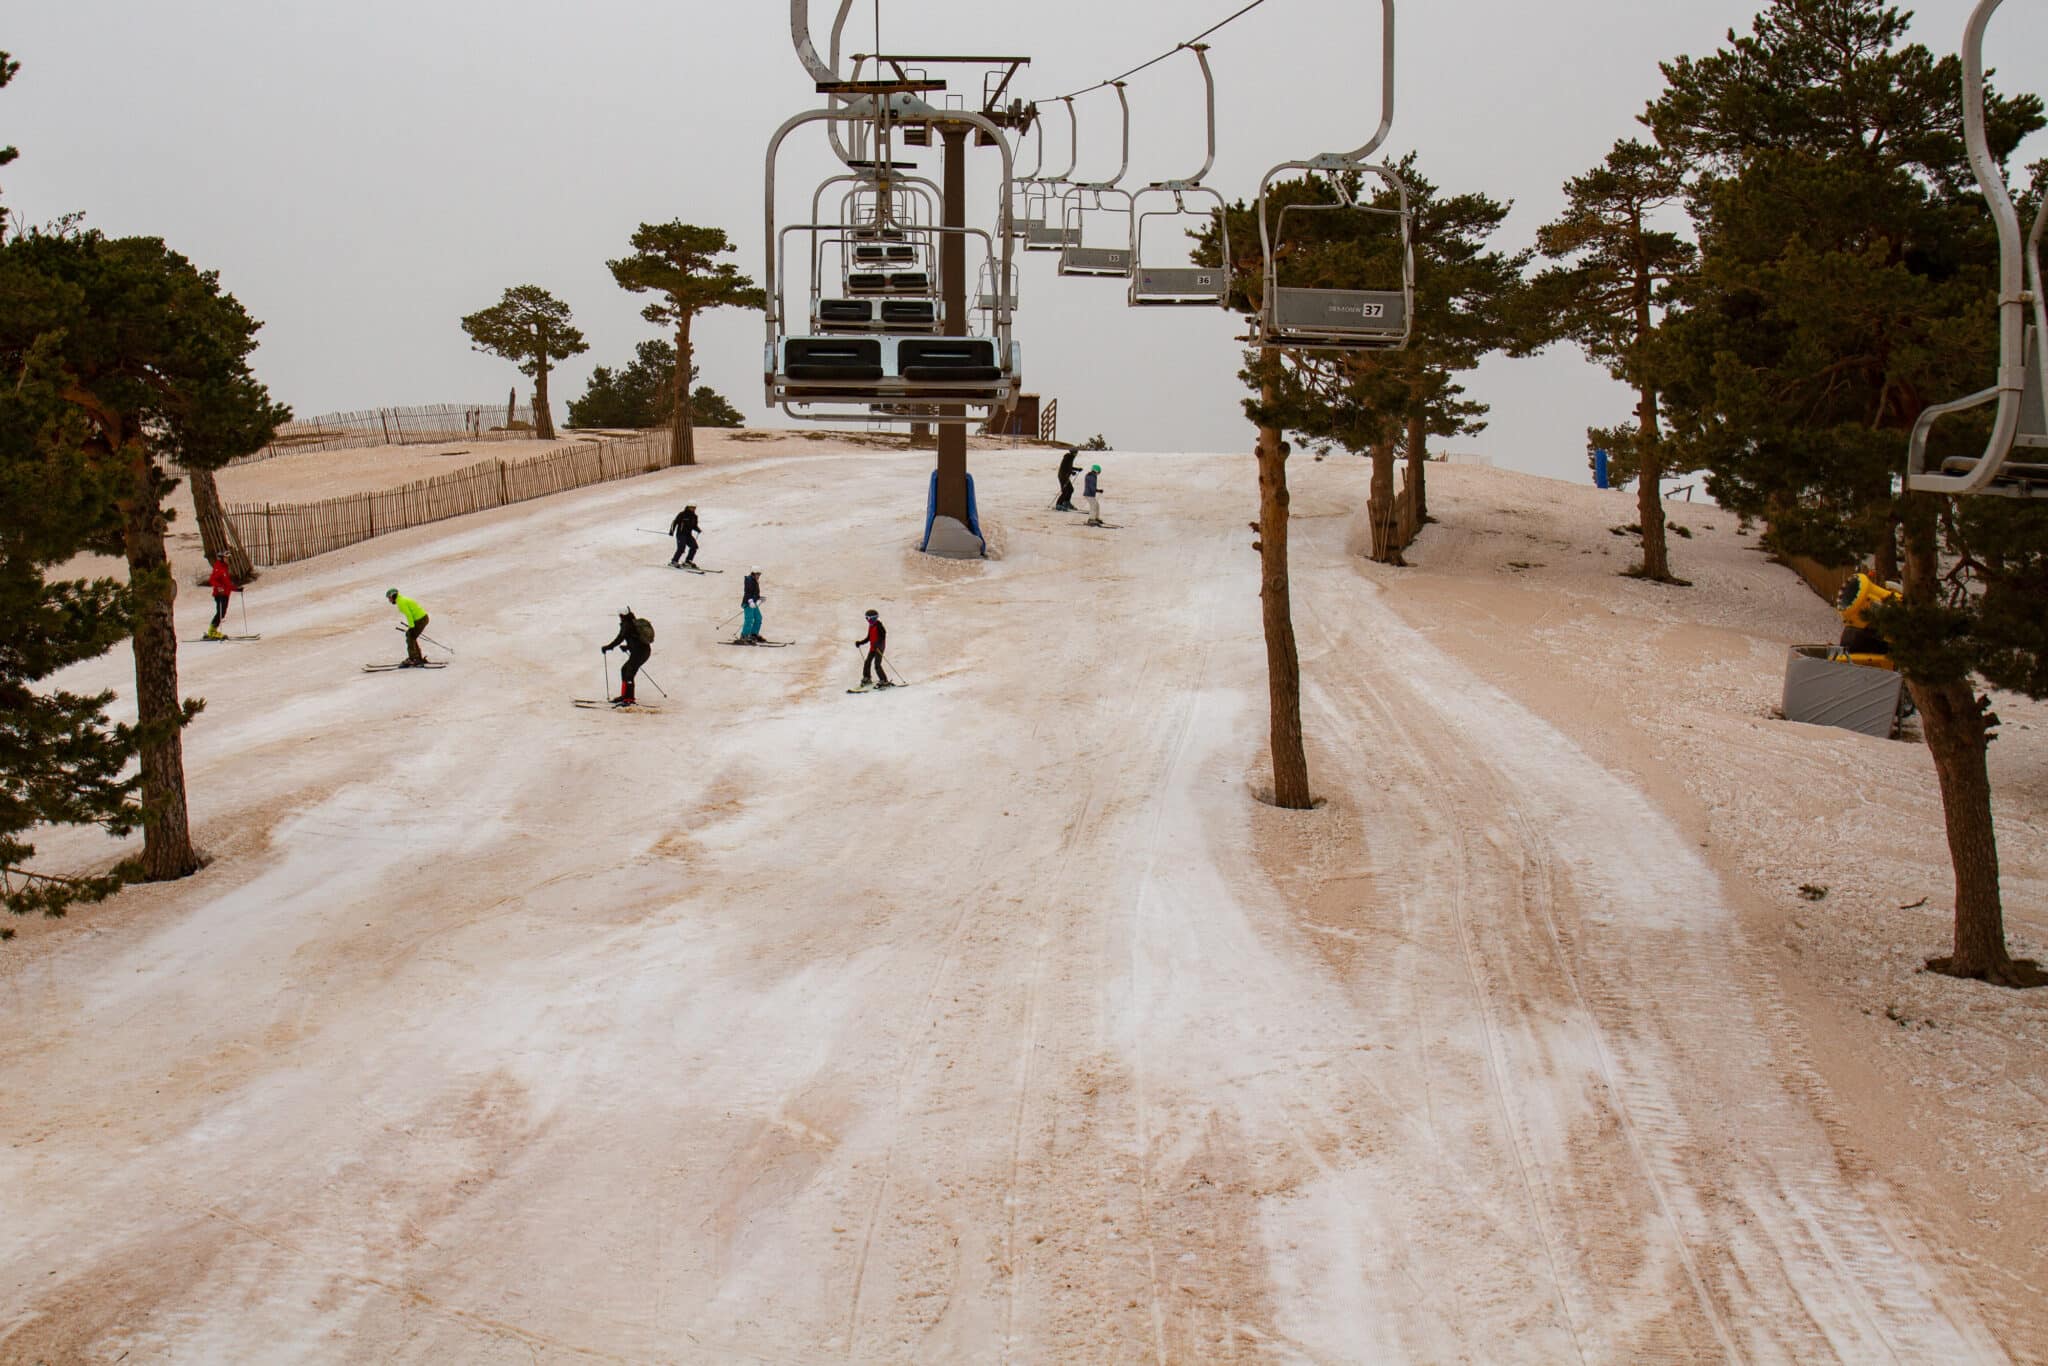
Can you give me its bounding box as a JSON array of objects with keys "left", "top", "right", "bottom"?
[
  {"left": 460, "top": 286, "right": 587, "bottom": 441},
  {"left": 605, "top": 222, "right": 765, "bottom": 467},
  {"left": 1534, "top": 138, "right": 1698, "bottom": 582},
  {"left": 0, "top": 227, "right": 287, "bottom": 884},
  {"left": 1647, "top": 0, "right": 2048, "bottom": 985},
  {"left": 0, "top": 319, "right": 143, "bottom": 932},
  {"left": 0, "top": 50, "right": 18, "bottom": 217}
]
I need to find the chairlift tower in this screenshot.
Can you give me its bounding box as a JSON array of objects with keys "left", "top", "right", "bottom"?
[{"left": 777, "top": 3, "right": 1036, "bottom": 556}]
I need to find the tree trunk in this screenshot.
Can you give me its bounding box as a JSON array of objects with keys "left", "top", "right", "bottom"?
[
  {"left": 187, "top": 465, "right": 256, "bottom": 583},
  {"left": 118, "top": 446, "right": 201, "bottom": 882},
  {"left": 1404, "top": 409, "right": 1428, "bottom": 533},
  {"left": 673, "top": 313, "right": 696, "bottom": 467},
  {"left": 1901, "top": 496, "right": 2024, "bottom": 983},
  {"left": 1872, "top": 509, "right": 1900, "bottom": 584},
  {"left": 534, "top": 359, "right": 556, "bottom": 440},
  {"left": 1635, "top": 385, "right": 1673, "bottom": 581},
  {"left": 1256, "top": 398, "right": 1312, "bottom": 810},
  {"left": 1366, "top": 437, "right": 1404, "bottom": 566}
]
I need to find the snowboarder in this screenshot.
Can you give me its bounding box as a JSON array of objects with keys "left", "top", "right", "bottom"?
[
  {"left": 603, "top": 608, "right": 655, "bottom": 706},
  {"left": 668, "top": 503, "right": 701, "bottom": 567},
  {"left": 1055, "top": 448, "right": 1081, "bottom": 511},
  {"left": 740, "top": 567, "right": 765, "bottom": 644},
  {"left": 1083, "top": 463, "right": 1105, "bottom": 526},
  {"left": 205, "top": 553, "right": 241, "bottom": 639},
  {"left": 854, "top": 609, "right": 893, "bottom": 689},
  {"left": 386, "top": 588, "right": 430, "bottom": 666}
]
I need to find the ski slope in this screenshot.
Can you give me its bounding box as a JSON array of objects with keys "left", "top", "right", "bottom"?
[{"left": 0, "top": 444, "right": 2037, "bottom": 1361}]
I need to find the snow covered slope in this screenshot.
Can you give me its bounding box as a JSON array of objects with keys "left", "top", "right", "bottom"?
[{"left": 1, "top": 445, "right": 2039, "bottom": 1360}]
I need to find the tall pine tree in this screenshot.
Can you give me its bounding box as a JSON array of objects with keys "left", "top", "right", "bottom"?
[
  {"left": 460, "top": 285, "right": 587, "bottom": 441},
  {"left": 1647, "top": 0, "right": 2048, "bottom": 984},
  {"left": 1534, "top": 138, "right": 1698, "bottom": 582},
  {"left": 605, "top": 222, "right": 764, "bottom": 467}
]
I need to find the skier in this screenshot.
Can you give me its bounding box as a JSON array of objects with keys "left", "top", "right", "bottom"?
[
  {"left": 1055, "top": 447, "right": 1081, "bottom": 511},
  {"left": 205, "top": 553, "right": 241, "bottom": 639},
  {"left": 386, "top": 588, "right": 430, "bottom": 666},
  {"left": 854, "top": 609, "right": 893, "bottom": 689},
  {"left": 668, "top": 503, "right": 701, "bottom": 567},
  {"left": 603, "top": 607, "right": 655, "bottom": 706},
  {"left": 1083, "top": 463, "right": 1105, "bottom": 526},
  {"left": 740, "top": 567, "right": 765, "bottom": 644}
]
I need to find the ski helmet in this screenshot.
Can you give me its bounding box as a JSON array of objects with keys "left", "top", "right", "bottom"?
[
  {"left": 865, "top": 609, "right": 878, "bottom": 619},
  {"left": 385, "top": 588, "right": 398, "bottom": 600},
  {"left": 752, "top": 565, "right": 762, "bottom": 574},
  {"left": 1090, "top": 464, "right": 1102, "bottom": 473}
]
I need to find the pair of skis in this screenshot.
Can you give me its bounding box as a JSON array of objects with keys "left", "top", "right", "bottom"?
[
  {"left": 187, "top": 634, "right": 262, "bottom": 643},
  {"left": 669, "top": 563, "right": 723, "bottom": 574},
  {"left": 362, "top": 661, "right": 448, "bottom": 673}
]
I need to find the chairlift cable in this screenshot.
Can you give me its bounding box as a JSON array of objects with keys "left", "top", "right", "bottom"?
[{"left": 1050, "top": 0, "right": 1274, "bottom": 101}]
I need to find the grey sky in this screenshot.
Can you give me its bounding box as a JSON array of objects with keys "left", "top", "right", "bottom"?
[{"left": 8, "top": 1, "right": 2045, "bottom": 481}]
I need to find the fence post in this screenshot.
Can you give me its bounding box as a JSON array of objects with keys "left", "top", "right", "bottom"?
[
  {"left": 264, "top": 503, "right": 274, "bottom": 565},
  {"left": 500, "top": 459, "right": 510, "bottom": 505}
]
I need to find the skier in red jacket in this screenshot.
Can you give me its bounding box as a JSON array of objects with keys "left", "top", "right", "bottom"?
[
  {"left": 204, "top": 554, "right": 240, "bottom": 640},
  {"left": 854, "top": 609, "right": 893, "bottom": 689}
]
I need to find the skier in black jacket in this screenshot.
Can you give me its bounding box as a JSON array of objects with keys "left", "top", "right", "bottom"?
[
  {"left": 603, "top": 608, "right": 654, "bottom": 706},
  {"left": 1055, "top": 448, "right": 1080, "bottom": 511},
  {"left": 667, "top": 504, "right": 700, "bottom": 567}
]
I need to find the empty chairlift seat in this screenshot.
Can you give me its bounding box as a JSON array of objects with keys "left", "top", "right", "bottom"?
[
  {"left": 817, "top": 299, "right": 876, "bottom": 331},
  {"left": 879, "top": 299, "right": 939, "bottom": 330},
  {"left": 784, "top": 338, "right": 884, "bottom": 381},
  {"left": 899, "top": 338, "right": 1001, "bottom": 382},
  {"left": 1269, "top": 286, "right": 1410, "bottom": 346},
  {"left": 1131, "top": 265, "right": 1227, "bottom": 306},
  {"left": 1059, "top": 244, "right": 1133, "bottom": 277},
  {"left": 1938, "top": 326, "right": 2048, "bottom": 492}
]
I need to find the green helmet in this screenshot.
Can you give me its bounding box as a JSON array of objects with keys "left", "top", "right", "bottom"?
[
  {"left": 385, "top": 587, "right": 398, "bottom": 600},
  {"left": 1090, "top": 464, "right": 1101, "bottom": 473}
]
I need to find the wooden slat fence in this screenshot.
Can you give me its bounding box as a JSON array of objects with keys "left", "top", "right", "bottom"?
[
  {"left": 235, "top": 402, "right": 543, "bottom": 464},
  {"left": 227, "top": 430, "right": 673, "bottom": 567}
]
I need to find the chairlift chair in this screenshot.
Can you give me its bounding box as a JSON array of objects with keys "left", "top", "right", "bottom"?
[
  {"left": 1056, "top": 83, "right": 1135, "bottom": 279},
  {"left": 1905, "top": 0, "right": 2048, "bottom": 497},
  {"left": 1254, "top": 0, "right": 1415, "bottom": 352},
  {"left": 766, "top": 102, "right": 1022, "bottom": 423},
  {"left": 1129, "top": 45, "right": 1230, "bottom": 307},
  {"left": 1024, "top": 98, "right": 1080, "bottom": 252}
]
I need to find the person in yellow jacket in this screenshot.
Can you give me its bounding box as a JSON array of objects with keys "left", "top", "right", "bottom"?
[
  {"left": 386, "top": 588, "right": 430, "bottom": 666},
  {"left": 1835, "top": 571, "right": 1899, "bottom": 662}
]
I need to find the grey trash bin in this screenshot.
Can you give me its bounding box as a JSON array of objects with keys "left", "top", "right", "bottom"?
[{"left": 1782, "top": 645, "right": 1905, "bottom": 739}]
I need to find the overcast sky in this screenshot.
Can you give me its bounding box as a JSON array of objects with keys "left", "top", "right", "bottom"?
[{"left": 7, "top": 1, "right": 2045, "bottom": 481}]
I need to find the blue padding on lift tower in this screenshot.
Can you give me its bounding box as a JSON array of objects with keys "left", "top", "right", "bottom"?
[{"left": 921, "top": 470, "right": 984, "bottom": 552}]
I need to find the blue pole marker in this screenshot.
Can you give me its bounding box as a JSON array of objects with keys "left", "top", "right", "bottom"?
[{"left": 1594, "top": 447, "right": 1611, "bottom": 490}]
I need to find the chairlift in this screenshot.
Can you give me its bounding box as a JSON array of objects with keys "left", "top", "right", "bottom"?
[
  {"left": 766, "top": 103, "right": 1022, "bottom": 423},
  {"left": 1024, "top": 98, "right": 1081, "bottom": 252},
  {"left": 1058, "top": 83, "right": 1135, "bottom": 279},
  {"left": 1129, "top": 45, "right": 1230, "bottom": 307},
  {"left": 1254, "top": 0, "right": 1415, "bottom": 351},
  {"left": 1905, "top": 0, "right": 2047, "bottom": 497}
]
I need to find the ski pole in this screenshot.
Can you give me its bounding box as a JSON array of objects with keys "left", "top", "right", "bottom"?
[
  {"left": 715, "top": 610, "right": 740, "bottom": 634},
  {"left": 603, "top": 649, "right": 612, "bottom": 700},
  {"left": 240, "top": 591, "right": 250, "bottom": 636},
  {"left": 638, "top": 669, "right": 670, "bottom": 699}
]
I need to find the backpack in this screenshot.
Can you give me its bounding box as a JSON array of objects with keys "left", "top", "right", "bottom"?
[{"left": 634, "top": 616, "right": 656, "bottom": 645}]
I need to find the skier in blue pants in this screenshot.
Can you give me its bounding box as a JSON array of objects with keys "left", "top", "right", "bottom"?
[{"left": 740, "top": 567, "right": 765, "bottom": 644}]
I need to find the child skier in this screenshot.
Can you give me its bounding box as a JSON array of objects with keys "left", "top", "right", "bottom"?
[
  {"left": 668, "top": 503, "right": 701, "bottom": 567},
  {"left": 386, "top": 588, "right": 430, "bottom": 666},
  {"left": 740, "top": 567, "right": 765, "bottom": 644},
  {"left": 854, "top": 609, "right": 893, "bottom": 689},
  {"left": 205, "top": 553, "right": 241, "bottom": 639},
  {"left": 1083, "top": 464, "right": 1105, "bottom": 526},
  {"left": 603, "top": 607, "right": 655, "bottom": 705}
]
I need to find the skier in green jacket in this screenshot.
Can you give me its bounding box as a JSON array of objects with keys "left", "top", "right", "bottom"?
[{"left": 386, "top": 588, "right": 429, "bottom": 666}]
